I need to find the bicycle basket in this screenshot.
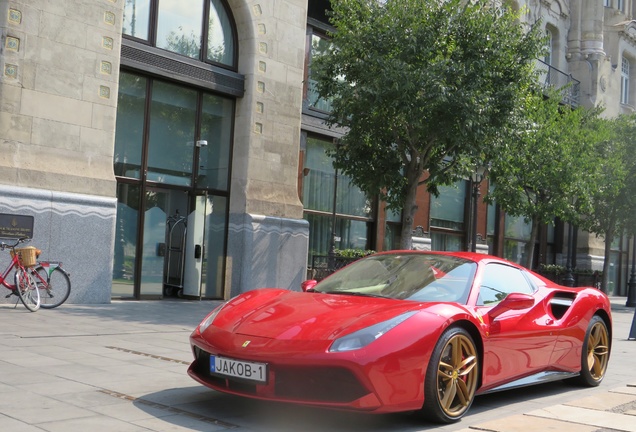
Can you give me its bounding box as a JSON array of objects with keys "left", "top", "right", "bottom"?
[{"left": 10, "top": 246, "right": 40, "bottom": 267}]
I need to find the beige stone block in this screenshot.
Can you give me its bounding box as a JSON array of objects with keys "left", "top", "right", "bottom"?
[
  {"left": 12, "top": 3, "right": 41, "bottom": 37},
  {"left": 80, "top": 126, "right": 114, "bottom": 157},
  {"left": 0, "top": 111, "right": 32, "bottom": 143},
  {"left": 20, "top": 88, "right": 93, "bottom": 127},
  {"left": 90, "top": 102, "right": 116, "bottom": 132},
  {"left": 26, "top": 37, "right": 97, "bottom": 76},
  {"left": 0, "top": 82, "right": 23, "bottom": 113},
  {"left": 0, "top": 138, "right": 19, "bottom": 165},
  {"left": 31, "top": 117, "right": 80, "bottom": 151},
  {"left": 275, "top": 0, "right": 307, "bottom": 27},
  {"left": 473, "top": 414, "right": 598, "bottom": 432},
  {"left": 40, "top": 15, "right": 88, "bottom": 49},
  {"left": 82, "top": 76, "right": 117, "bottom": 107},
  {"left": 34, "top": 64, "right": 84, "bottom": 100},
  {"left": 19, "top": 59, "right": 36, "bottom": 90}
]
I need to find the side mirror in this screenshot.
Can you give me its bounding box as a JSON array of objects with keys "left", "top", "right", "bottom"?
[
  {"left": 488, "top": 292, "right": 534, "bottom": 319},
  {"left": 301, "top": 279, "right": 318, "bottom": 292}
]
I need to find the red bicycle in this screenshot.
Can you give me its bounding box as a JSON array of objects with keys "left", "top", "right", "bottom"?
[{"left": 1, "top": 238, "right": 40, "bottom": 311}]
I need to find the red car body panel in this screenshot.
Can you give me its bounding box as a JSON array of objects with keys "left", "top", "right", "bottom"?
[{"left": 188, "top": 251, "right": 612, "bottom": 414}]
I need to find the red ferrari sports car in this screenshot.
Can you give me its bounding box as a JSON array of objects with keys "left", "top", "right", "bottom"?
[{"left": 188, "top": 251, "right": 612, "bottom": 423}]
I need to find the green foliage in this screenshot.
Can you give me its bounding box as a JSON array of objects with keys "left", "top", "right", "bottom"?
[
  {"left": 334, "top": 249, "right": 375, "bottom": 258},
  {"left": 312, "top": 0, "right": 545, "bottom": 247},
  {"left": 487, "top": 90, "right": 608, "bottom": 228}
]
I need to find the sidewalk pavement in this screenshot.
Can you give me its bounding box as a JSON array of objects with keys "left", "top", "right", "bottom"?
[{"left": 0, "top": 297, "right": 634, "bottom": 432}]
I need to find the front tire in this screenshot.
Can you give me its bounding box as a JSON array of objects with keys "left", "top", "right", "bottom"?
[
  {"left": 14, "top": 268, "right": 41, "bottom": 312},
  {"left": 421, "top": 327, "right": 479, "bottom": 423},
  {"left": 575, "top": 315, "right": 610, "bottom": 386},
  {"left": 33, "top": 266, "right": 71, "bottom": 309}
]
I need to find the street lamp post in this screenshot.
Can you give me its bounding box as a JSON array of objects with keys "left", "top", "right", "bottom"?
[
  {"left": 562, "top": 222, "right": 575, "bottom": 287},
  {"left": 328, "top": 167, "right": 338, "bottom": 272},
  {"left": 627, "top": 234, "right": 636, "bottom": 307},
  {"left": 470, "top": 166, "right": 487, "bottom": 253}
]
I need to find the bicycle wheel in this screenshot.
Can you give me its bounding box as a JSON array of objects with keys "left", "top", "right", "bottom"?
[
  {"left": 14, "top": 268, "right": 40, "bottom": 312},
  {"left": 32, "top": 265, "right": 71, "bottom": 309}
]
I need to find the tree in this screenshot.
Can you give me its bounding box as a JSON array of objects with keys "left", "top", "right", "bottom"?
[
  {"left": 486, "top": 89, "right": 608, "bottom": 270},
  {"left": 312, "top": 0, "right": 544, "bottom": 249},
  {"left": 582, "top": 114, "right": 636, "bottom": 292}
]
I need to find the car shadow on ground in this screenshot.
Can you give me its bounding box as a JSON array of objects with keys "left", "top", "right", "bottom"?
[{"left": 133, "top": 380, "right": 576, "bottom": 432}]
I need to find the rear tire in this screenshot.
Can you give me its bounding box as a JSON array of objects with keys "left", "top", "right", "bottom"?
[
  {"left": 575, "top": 315, "right": 610, "bottom": 386},
  {"left": 33, "top": 266, "right": 71, "bottom": 309},
  {"left": 14, "top": 268, "right": 40, "bottom": 312},
  {"left": 421, "top": 327, "right": 479, "bottom": 423}
]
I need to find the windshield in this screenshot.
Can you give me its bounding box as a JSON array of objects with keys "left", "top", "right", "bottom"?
[{"left": 314, "top": 253, "right": 477, "bottom": 303}]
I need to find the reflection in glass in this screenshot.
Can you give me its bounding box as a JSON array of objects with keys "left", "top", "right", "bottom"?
[
  {"left": 114, "top": 73, "right": 147, "bottom": 179},
  {"left": 307, "top": 34, "right": 333, "bottom": 111},
  {"left": 305, "top": 213, "right": 371, "bottom": 264},
  {"left": 123, "top": 0, "right": 151, "bottom": 40},
  {"left": 197, "top": 94, "right": 233, "bottom": 191},
  {"left": 140, "top": 190, "right": 168, "bottom": 296},
  {"left": 430, "top": 182, "right": 466, "bottom": 231},
  {"left": 203, "top": 195, "right": 227, "bottom": 298},
  {"left": 303, "top": 137, "right": 370, "bottom": 217},
  {"left": 147, "top": 81, "right": 197, "bottom": 186},
  {"left": 207, "top": 0, "right": 234, "bottom": 65},
  {"left": 157, "top": 0, "right": 204, "bottom": 58},
  {"left": 112, "top": 183, "right": 140, "bottom": 298}
]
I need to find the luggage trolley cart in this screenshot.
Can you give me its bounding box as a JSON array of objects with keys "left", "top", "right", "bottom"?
[{"left": 164, "top": 212, "right": 186, "bottom": 297}]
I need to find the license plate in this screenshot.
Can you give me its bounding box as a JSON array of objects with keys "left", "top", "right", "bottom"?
[{"left": 210, "top": 356, "right": 268, "bottom": 383}]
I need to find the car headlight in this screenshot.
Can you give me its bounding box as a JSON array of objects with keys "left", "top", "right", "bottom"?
[
  {"left": 198, "top": 302, "right": 227, "bottom": 333},
  {"left": 329, "top": 311, "right": 417, "bottom": 352}
]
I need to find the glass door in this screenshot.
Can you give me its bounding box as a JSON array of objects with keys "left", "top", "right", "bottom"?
[
  {"left": 139, "top": 187, "right": 188, "bottom": 298},
  {"left": 182, "top": 193, "right": 227, "bottom": 299}
]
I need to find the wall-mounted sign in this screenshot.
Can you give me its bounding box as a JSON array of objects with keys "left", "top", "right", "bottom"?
[{"left": 0, "top": 213, "right": 34, "bottom": 239}]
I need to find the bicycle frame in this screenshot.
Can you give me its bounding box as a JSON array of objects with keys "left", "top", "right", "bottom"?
[{"left": 0, "top": 249, "right": 23, "bottom": 292}]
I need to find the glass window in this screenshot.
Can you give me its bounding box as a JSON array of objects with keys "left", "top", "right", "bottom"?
[
  {"left": 307, "top": 33, "right": 334, "bottom": 112},
  {"left": 617, "top": 0, "right": 624, "bottom": 11},
  {"left": 114, "top": 73, "right": 147, "bottom": 179},
  {"left": 197, "top": 94, "right": 234, "bottom": 191},
  {"left": 123, "top": 0, "right": 151, "bottom": 40},
  {"left": 621, "top": 57, "right": 630, "bottom": 105},
  {"left": 305, "top": 213, "right": 372, "bottom": 260},
  {"left": 303, "top": 137, "right": 370, "bottom": 217},
  {"left": 478, "top": 263, "right": 534, "bottom": 306},
  {"left": 603, "top": 0, "right": 610, "bottom": 6},
  {"left": 122, "top": 0, "right": 236, "bottom": 67},
  {"left": 147, "top": 80, "right": 197, "bottom": 186},
  {"left": 207, "top": 0, "right": 234, "bottom": 65},
  {"left": 544, "top": 29, "right": 553, "bottom": 66},
  {"left": 156, "top": 0, "right": 204, "bottom": 58},
  {"left": 430, "top": 182, "right": 466, "bottom": 230}
]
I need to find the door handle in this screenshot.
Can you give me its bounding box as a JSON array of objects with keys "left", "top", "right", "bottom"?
[{"left": 194, "top": 244, "right": 202, "bottom": 259}]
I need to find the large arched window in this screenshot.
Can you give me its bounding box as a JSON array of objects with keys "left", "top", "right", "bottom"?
[{"left": 122, "top": 0, "right": 236, "bottom": 68}]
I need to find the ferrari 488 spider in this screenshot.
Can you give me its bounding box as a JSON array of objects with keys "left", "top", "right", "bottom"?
[{"left": 188, "top": 251, "right": 612, "bottom": 423}]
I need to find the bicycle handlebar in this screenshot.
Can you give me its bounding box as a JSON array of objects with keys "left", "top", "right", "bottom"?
[{"left": 0, "top": 238, "right": 31, "bottom": 250}]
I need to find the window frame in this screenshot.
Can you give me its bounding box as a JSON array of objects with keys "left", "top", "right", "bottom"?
[{"left": 621, "top": 57, "right": 630, "bottom": 105}]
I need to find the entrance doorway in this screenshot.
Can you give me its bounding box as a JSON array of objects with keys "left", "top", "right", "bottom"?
[{"left": 112, "top": 187, "right": 227, "bottom": 300}]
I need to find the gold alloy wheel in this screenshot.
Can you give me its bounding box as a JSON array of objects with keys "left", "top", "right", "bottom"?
[
  {"left": 586, "top": 320, "right": 609, "bottom": 381},
  {"left": 436, "top": 333, "right": 478, "bottom": 418}
]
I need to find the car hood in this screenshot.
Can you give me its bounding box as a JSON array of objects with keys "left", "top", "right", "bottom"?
[{"left": 212, "top": 289, "right": 426, "bottom": 341}]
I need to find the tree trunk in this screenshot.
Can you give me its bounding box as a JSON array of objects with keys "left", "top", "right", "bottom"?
[
  {"left": 399, "top": 159, "right": 424, "bottom": 250},
  {"left": 601, "top": 225, "right": 614, "bottom": 294},
  {"left": 524, "top": 216, "right": 539, "bottom": 269}
]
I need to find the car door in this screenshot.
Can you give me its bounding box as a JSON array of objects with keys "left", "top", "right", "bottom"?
[{"left": 477, "top": 263, "right": 558, "bottom": 390}]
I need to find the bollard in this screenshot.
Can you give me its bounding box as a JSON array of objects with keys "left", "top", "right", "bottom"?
[{"left": 630, "top": 308, "right": 636, "bottom": 340}]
